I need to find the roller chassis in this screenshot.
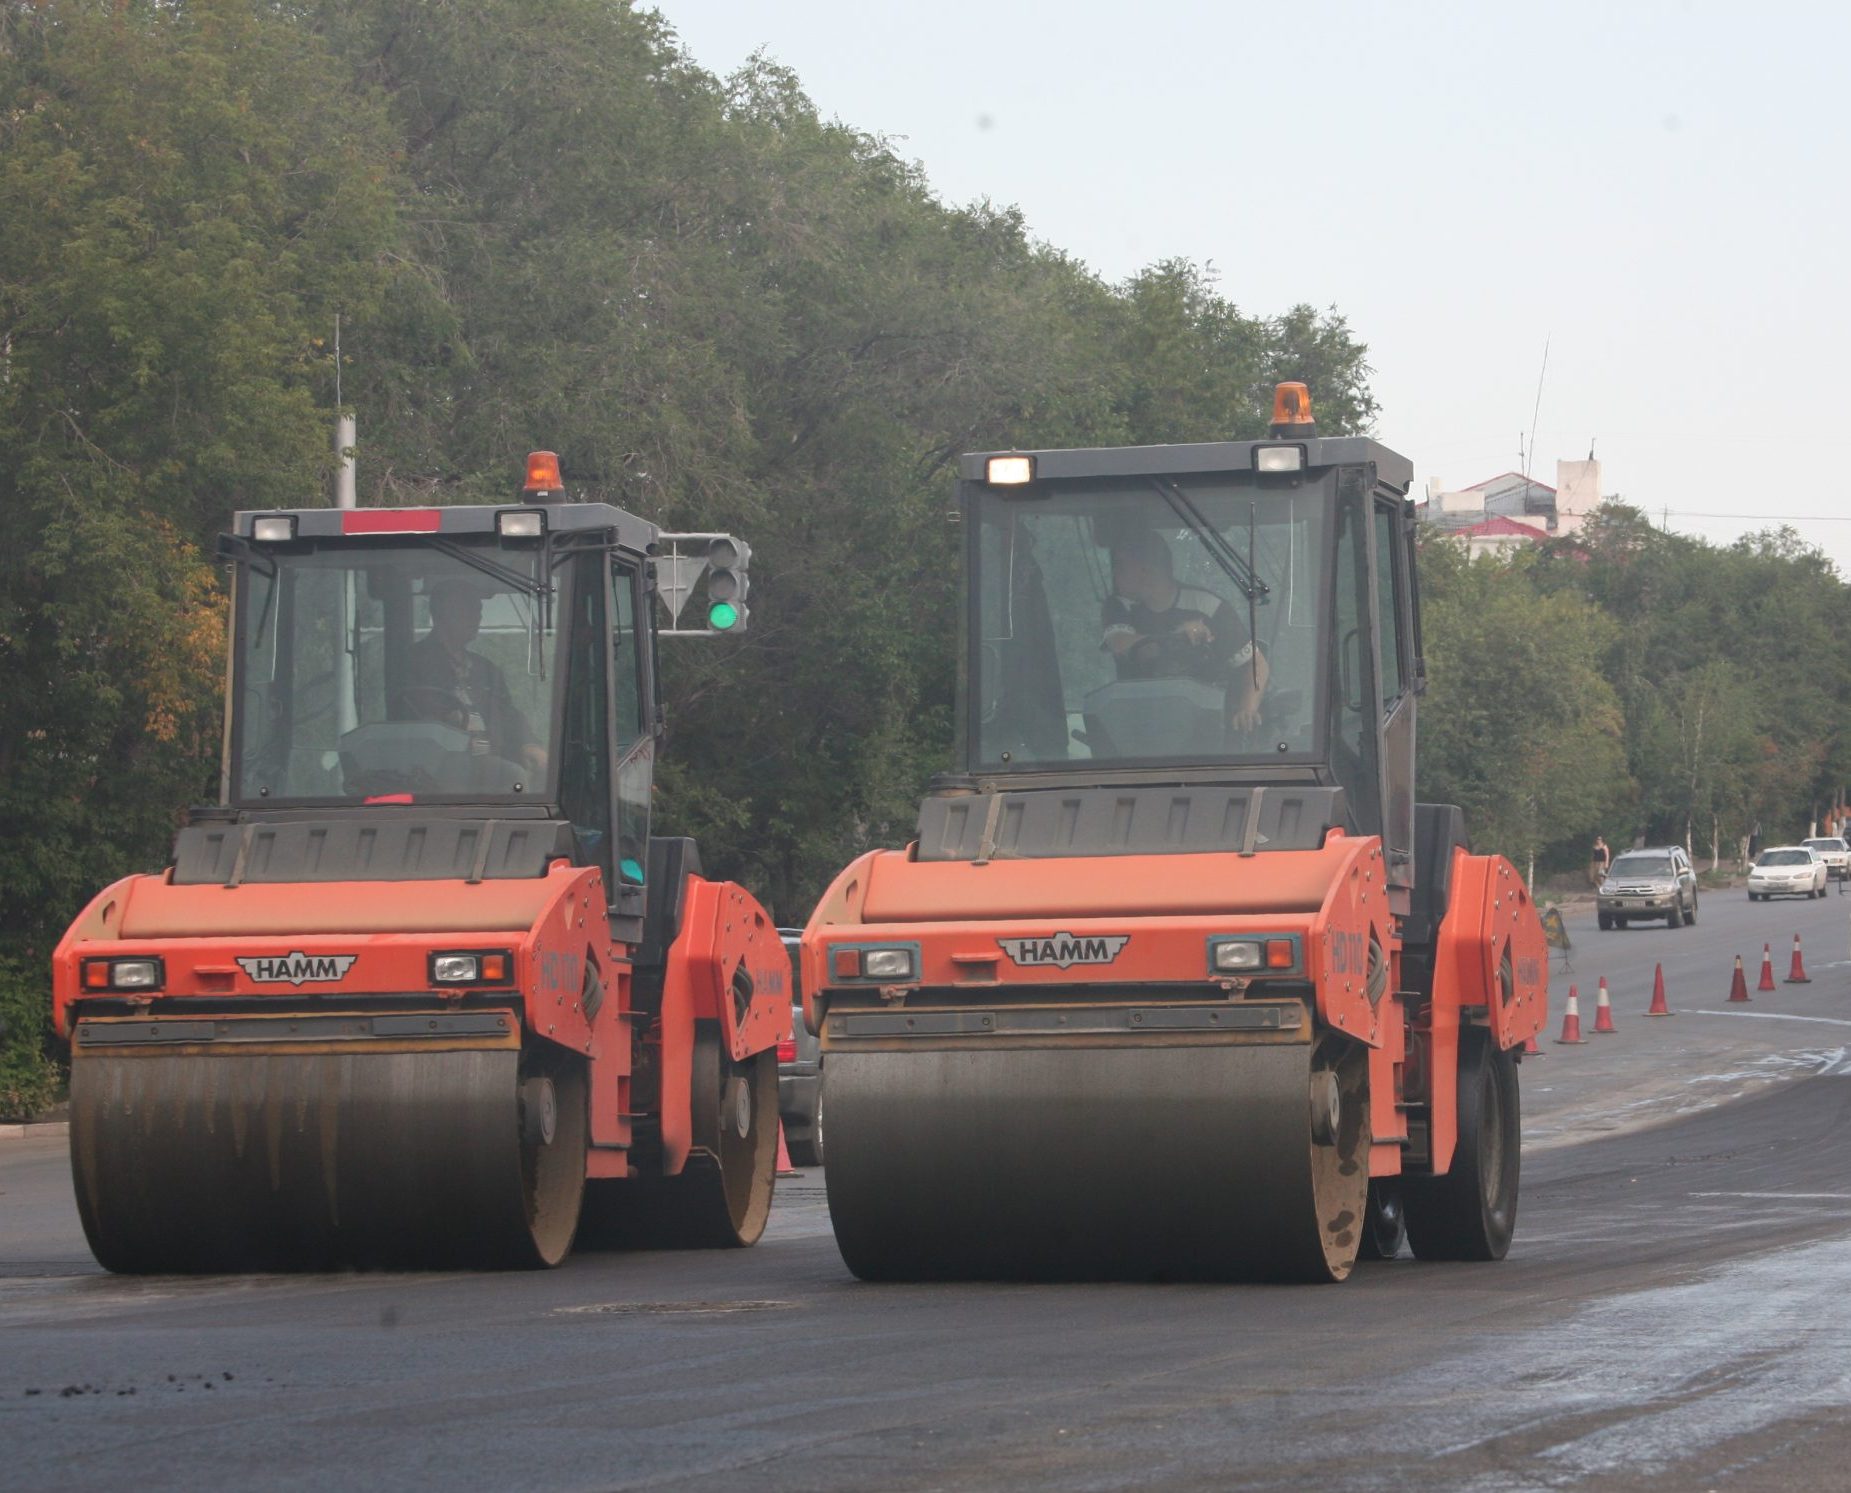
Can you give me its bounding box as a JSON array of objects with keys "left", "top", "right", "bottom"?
[
  {"left": 804, "top": 830, "right": 1545, "bottom": 1281},
  {"left": 51, "top": 488, "right": 788, "bottom": 1273},
  {"left": 801, "top": 412, "right": 1551, "bottom": 1282}
]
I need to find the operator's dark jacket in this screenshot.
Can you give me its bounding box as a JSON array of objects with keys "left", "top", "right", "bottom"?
[{"left": 401, "top": 637, "right": 536, "bottom": 762}]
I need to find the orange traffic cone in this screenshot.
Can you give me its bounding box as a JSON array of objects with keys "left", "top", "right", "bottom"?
[
  {"left": 1522, "top": 1030, "right": 1545, "bottom": 1057},
  {"left": 1728, "top": 954, "right": 1751, "bottom": 1003},
  {"left": 1593, "top": 977, "right": 1618, "bottom": 1034},
  {"left": 1786, "top": 932, "right": 1811, "bottom": 984},
  {"left": 1758, "top": 943, "right": 1777, "bottom": 992},
  {"left": 1555, "top": 984, "right": 1586, "bottom": 1043},
  {"left": 1646, "top": 962, "right": 1672, "bottom": 1017},
  {"left": 775, "top": 1120, "right": 799, "bottom": 1178}
]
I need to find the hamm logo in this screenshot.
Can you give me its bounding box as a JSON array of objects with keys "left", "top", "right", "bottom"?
[
  {"left": 997, "top": 933, "right": 1130, "bottom": 969},
  {"left": 236, "top": 952, "right": 358, "bottom": 986}
]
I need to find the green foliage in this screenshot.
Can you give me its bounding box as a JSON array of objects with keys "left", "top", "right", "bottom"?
[
  {"left": 1414, "top": 507, "right": 1851, "bottom": 873},
  {"left": 1416, "top": 541, "right": 1631, "bottom": 872},
  {"left": 0, "top": 941, "right": 59, "bottom": 1122}
]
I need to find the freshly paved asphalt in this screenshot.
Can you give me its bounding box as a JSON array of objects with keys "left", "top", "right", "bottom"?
[{"left": 4, "top": 885, "right": 1850, "bottom": 1491}]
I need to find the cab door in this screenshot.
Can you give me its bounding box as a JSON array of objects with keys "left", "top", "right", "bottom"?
[{"left": 1372, "top": 497, "right": 1416, "bottom": 889}]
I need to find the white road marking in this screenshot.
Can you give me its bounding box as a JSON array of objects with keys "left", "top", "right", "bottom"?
[
  {"left": 1680, "top": 1008, "right": 1851, "bottom": 1029},
  {"left": 1690, "top": 1192, "right": 1851, "bottom": 1200}
]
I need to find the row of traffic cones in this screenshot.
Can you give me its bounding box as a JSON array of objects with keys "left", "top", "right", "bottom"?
[
  {"left": 1541, "top": 931, "right": 1813, "bottom": 1047},
  {"left": 1729, "top": 933, "right": 1810, "bottom": 1003}
]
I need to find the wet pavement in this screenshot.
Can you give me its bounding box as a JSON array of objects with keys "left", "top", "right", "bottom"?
[{"left": 4, "top": 884, "right": 1850, "bottom": 1490}]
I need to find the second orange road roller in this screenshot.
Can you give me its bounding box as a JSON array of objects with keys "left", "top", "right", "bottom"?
[
  {"left": 802, "top": 385, "right": 1549, "bottom": 1281},
  {"left": 52, "top": 454, "right": 788, "bottom": 1271}
]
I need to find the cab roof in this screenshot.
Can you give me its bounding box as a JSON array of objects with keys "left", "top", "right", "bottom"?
[
  {"left": 230, "top": 501, "right": 655, "bottom": 555},
  {"left": 959, "top": 436, "right": 1414, "bottom": 491}
]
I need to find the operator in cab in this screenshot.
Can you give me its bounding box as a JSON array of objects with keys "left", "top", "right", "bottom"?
[
  {"left": 1100, "top": 529, "right": 1268, "bottom": 731},
  {"left": 401, "top": 578, "right": 548, "bottom": 774}
]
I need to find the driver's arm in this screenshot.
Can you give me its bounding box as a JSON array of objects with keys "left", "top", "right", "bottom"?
[
  {"left": 1101, "top": 596, "right": 1143, "bottom": 657},
  {"left": 480, "top": 662, "right": 547, "bottom": 774},
  {"left": 1209, "top": 604, "right": 1268, "bottom": 730},
  {"left": 1229, "top": 644, "right": 1269, "bottom": 730}
]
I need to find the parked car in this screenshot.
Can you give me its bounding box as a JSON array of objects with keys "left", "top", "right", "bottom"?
[
  {"left": 1596, "top": 845, "right": 1699, "bottom": 929},
  {"left": 1801, "top": 837, "right": 1851, "bottom": 882},
  {"left": 1748, "top": 846, "right": 1829, "bottom": 900},
  {"left": 775, "top": 929, "right": 824, "bottom": 1166}
]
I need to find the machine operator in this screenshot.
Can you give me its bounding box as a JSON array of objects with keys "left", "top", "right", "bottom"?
[
  {"left": 401, "top": 578, "right": 548, "bottom": 774},
  {"left": 1100, "top": 529, "right": 1268, "bottom": 732}
]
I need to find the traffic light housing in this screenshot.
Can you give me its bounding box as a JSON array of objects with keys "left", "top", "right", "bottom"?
[
  {"left": 703, "top": 537, "right": 750, "bottom": 632},
  {"left": 652, "top": 532, "right": 752, "bottom": 636}
]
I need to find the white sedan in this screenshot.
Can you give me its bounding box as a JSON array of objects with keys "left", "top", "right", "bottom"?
[
  {"left": 1748, "top": 846, "right": 1829, "bottom": 900},
  {"left": 1802, "top": 837, "right": 1850, "bottom": 882}
]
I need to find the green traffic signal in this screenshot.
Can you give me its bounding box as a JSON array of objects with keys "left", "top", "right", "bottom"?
[{"left": 708, "top": 601, "right": 739, "bottom": 631}]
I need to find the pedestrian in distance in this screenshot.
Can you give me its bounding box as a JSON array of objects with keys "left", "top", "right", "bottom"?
[{"left": 1589, "top": 834, "right": 1611, "bottom": 890}]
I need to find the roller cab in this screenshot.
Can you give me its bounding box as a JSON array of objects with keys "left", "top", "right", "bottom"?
[
  {"left": 804, "top": 389, "right": 1548, "bottom": 1282},
  {"left": 52, "top": 461, "right": 787, "bottom": 1272}
]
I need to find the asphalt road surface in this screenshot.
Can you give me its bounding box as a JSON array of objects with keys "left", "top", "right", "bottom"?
[{"left": 5, "top": 887, "right": 1851, "bottom": 1491}]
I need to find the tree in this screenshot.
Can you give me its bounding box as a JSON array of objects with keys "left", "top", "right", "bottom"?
[{"left": 1416, "top": 539, "right": 1632, "bottom": 876}]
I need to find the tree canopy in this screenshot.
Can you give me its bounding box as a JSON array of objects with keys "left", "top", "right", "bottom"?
[{"left": 3, "top": 1, "right": 1844, "bottom": 1116}]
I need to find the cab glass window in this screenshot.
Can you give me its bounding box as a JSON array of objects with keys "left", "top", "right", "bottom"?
[{"left": 969, "top": 475, "right": 1326, "bottom": 769}]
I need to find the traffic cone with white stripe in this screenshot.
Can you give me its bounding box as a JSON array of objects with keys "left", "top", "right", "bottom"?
[
  {"left": 1593, "top": 976, "right": 1618, "bottom": 1033},
  {"left": 776, "top": 1120, "right": 799, "bottom": 1178},
  {"left": 1645, "top": 961, "right": 1672, "bottom": 1017},
  {"left": 1555, "top": 984, "right": 1586, "bottom": 1044},
  {"left": 1786, "top": 932, "right": 1811, "bottom": 984},
  {"left": 1728, "top": 954, "right": 1751, "bottom": 1003},
  {"left": 1758, "top": 943, "right": 1777, "bottom": 992}
]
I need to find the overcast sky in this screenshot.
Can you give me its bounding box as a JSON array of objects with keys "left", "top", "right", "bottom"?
[{"left": 660, "top": 1, "right": 1851, "bottom": 570}]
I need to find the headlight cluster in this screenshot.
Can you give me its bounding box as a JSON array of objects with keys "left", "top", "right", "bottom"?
[
  {"left": 428, "top": 950, "right": 514, "bottom": 986},
  {"left": 81, "top": 957, "right": 165, "bottom": 992},
  {"left": 1208, "top": 938, "right": 1297, "bottom": 974}
]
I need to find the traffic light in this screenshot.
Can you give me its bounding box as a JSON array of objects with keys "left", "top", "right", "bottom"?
[
  {"left": 653, "top": 532, "right": 753, "bottom": 636},
  {"left": 703, "top": 537, "right": 750, "bottom": 632}
]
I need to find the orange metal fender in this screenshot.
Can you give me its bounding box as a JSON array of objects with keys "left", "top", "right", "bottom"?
[
  {"left": 1425, "top": 850, "right": 1549, "bottom": 1174},
  {"left": 1307, "top": 833, "right": 1395, "bottom": 1048},
  {"left": 654, "top": 876, "right": 787, "bottom": 1176},
  {"left": 800, "top": 849, "right": 880, "bottom": 1037}
]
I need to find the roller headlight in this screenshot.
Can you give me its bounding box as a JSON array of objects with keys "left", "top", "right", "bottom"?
[
  {"left": 1212, "top": 941, "right": 1264, "bottom": 971},
  {"left": 860, "top": 948, "right": 916, "bottom": 980},
  {"left": 80, "top": 957, "right": 165, "bottom": 992},
  {"left": 429, "top": 950, "right": 513, "bottom": 987}
]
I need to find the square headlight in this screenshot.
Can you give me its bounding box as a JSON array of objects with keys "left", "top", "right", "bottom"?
[
  {"left": 1212, "top": 941, "right": 1263, "bottom": 972},
  {"left": 432, "top": 953, "right": 480, "bottom": 984},
  {"left": 1254, "top": 445, "right": 1305, "bottom": 473},
  {"left": 251, "top": 515, "right": 296, "bottom": 542},
  {"left": 861, "top": 948, "right": 915, "bottom": 980},
  {"left": 497, "top": 510, "right": 546, "bottom": 538}
]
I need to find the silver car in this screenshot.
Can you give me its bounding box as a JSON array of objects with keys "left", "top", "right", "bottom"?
[
  {"left": 775, "top": 929, "right": 824, "bottom": 1166},
  {"left": 1597, "top": 846, "right": 1698, "bottom": 930},
  {"left": 1748, "top": 846, "right": 1829, "bottom": 900}
]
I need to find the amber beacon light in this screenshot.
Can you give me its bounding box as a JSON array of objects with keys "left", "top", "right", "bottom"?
[
  {"left": 523, "top": 450, "right": 565, "bottom": 496},
  {"left": 1271, "top": 382, "right": 1314, "bottom": 428}
]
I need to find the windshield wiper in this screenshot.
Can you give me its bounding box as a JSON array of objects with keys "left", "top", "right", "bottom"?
[
  {"left": 422, "top": 536, "right": 549, "bottom": 598},
  {"left": 1146, "top": 478, "right": 1269, "bottom": 602}
]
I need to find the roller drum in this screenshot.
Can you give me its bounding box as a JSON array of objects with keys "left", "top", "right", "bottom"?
[
  {"left": 824, "top": 1037, "right": 1368, "bottom": 1282},
  {"left": 71, "top": 1042, "right": 584, "bottom": 1272}
]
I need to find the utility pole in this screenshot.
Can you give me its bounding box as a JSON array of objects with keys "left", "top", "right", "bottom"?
[{"left": 334, "top": 313, "right": 356, "bottom": 511}]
